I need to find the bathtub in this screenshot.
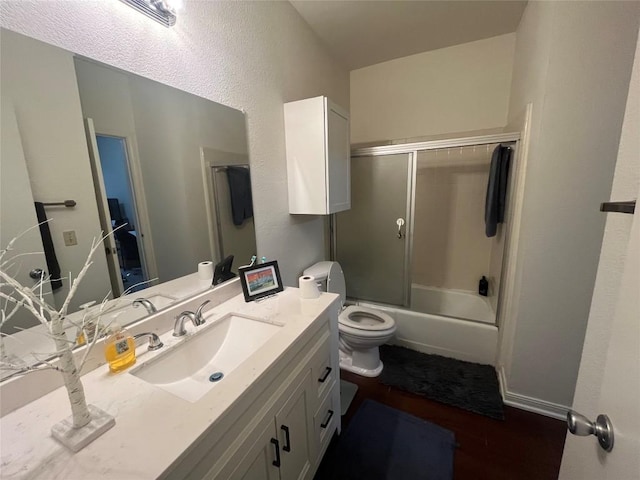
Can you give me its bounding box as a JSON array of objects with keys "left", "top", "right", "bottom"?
[
  {"left": 410, "top": 284, "right": 496, "bottom": 325},
  {"left": 357, "top": 285, "right": 498, "bottom": 365}
]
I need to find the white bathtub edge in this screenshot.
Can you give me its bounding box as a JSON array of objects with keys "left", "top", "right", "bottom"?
[
  {"left": 381, "top": 306, "right": 499, "bottom": 366},
  {"left": 498, "top": 366, "right": 569, "bottom": 420}
]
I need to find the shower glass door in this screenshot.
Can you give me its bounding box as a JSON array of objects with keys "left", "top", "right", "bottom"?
[{"left": 335, "top": 153, "right": 412, "bottom": 306}]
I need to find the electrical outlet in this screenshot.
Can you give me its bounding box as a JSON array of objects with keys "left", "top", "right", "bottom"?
[{"left": 62, "top": 230, "right": 78, "bottom": 246}]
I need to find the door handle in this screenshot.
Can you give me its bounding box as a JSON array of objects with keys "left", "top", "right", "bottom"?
[
  {"left": 29, "top": 268, "right": 45, "bottom": 280},
  {"left": 270, "top": 438, "right": 281, "bottom": 467},
  {"left": 281, "top": 425, "right": 291, "bottom": 452},
  {"left": 566, "top": 410, "right": 614, "bottom": 452},
  {"left": 396, "top": 218, "right": 405, "bottom": 239}
]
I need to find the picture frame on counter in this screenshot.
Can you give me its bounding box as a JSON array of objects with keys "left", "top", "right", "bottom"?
[{"left": 238, "top": 260, "right": 284, "bottom": 302}]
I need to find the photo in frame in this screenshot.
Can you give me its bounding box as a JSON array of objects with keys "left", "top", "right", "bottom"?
[{"left": 238, "top": 260, "right": 284, "bottom": 302}]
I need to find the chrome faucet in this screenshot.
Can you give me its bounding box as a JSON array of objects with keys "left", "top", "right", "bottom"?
[
  {"left": 173, "top": 300, "right": 211, "bottom": 337},
  {"left": 132, "top": 298, "right": 158, "bottom": 315},
  {"left": 133, "top": 332, "right": 164, "bottom": 351}
]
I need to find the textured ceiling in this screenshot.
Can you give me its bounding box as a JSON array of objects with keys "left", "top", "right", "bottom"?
[{"left": 290, "top": 1, "right": 527, "bottom": 70}]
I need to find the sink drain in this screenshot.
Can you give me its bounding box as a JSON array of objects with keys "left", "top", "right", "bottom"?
[{"left": 209, "top": 372, "right": 224, "bottom": 382}]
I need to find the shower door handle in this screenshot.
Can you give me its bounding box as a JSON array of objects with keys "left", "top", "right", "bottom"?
[{"left": 396, "top": 218, "right": 405, "bottom": 239}]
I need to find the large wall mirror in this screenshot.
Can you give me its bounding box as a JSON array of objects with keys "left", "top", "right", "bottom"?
[{"left": 0, "top": 29, "right": 257, "bottom": 374}]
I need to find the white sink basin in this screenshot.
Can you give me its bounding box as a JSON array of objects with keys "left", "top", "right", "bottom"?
[{"left": 130, "top": 313, "right": 283, "bottom": 402}]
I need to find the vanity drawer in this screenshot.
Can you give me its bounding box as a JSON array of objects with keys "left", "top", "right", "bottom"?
[
  {"left": 310, "top": 344, "right": 334, "bottom": 405},
  {"left": 313, "top": 387, "right": 338, "bottom": 458}
]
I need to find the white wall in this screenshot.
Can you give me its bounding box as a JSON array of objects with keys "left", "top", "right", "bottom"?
[
  {"left": 501, "top": 1, "right": 639, "bottom": 409},
  {"left": 350, "top": 34, "right": 515, "bottom": 145},
  {"left": 0, "top": 0, "right": 349, "bottom": 286},
  {"left": 0, "top": 29, "right": 112, "bottom": 311},
  {"left": 559, "top": 32, "right": 640, "bottom": 477}
]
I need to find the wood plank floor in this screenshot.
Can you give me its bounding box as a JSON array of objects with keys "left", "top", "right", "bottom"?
[{"left": 321, "top": 370, "right": 567, "bottom": 480}]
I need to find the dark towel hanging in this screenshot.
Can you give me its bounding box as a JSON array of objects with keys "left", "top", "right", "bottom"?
[
  {"left": 33, "top": 202, "right": 63, "bottom": 291},
  {"left": 484, "top": 145, "right": 512, "bottom": 238},
  {"left": 226, "top": 166, "right": 254, "bottom": 226}
]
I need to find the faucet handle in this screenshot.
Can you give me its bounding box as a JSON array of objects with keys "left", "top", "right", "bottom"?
[{"left": 195, "top": 300, "right": 211, "bottom": 326}]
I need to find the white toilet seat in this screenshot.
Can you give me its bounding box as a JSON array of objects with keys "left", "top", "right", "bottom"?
[
  {"left": 339, "top": 305, "right": 395, "bottom": 332},
  {"left": 339, "top": 323, "right": 395, "bottom": 339}
]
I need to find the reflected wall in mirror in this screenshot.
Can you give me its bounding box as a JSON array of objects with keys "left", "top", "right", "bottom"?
[{"left": 0, "top": 29, "right": 257, "bottom": 337}]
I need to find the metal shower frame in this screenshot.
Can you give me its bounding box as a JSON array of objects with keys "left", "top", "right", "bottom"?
[{"left": 332, "top": 132, "right": 521, "bottom": 315}]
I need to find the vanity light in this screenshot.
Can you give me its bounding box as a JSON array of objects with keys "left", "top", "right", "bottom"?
[{"left": 120, "top": 0, "right": 177, "bottom": 27}]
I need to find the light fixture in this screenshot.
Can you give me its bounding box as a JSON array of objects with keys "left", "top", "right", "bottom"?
[{"left": 120, "top": 0, "right": 177, "bottom": 27}]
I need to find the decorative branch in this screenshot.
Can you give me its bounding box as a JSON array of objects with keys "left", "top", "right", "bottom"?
[{"left": 0, "top": 225, "right": 128, "bottom": 430}]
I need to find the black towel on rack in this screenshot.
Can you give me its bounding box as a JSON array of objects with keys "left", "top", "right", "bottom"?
[
  {"left": 34, "top": 202, "right": 63, "bottom": 291},
  {"left": 226, "top": 166, "right": 254, "bottom": 226},
  {"left": 485, "top": 145, "right": 512, "bottom": 238}
]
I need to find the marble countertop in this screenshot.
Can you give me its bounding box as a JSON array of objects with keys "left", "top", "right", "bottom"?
[
  {"left": 0, "top": 273, "right": 212, "bottom": 381},
  {"left": 0, "top": 287, "right": 338, "bottom": 479}
]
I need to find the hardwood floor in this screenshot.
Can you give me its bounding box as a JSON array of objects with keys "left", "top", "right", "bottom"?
[{"left": 330, "top": 370, "right": 567, "bottom": 480}]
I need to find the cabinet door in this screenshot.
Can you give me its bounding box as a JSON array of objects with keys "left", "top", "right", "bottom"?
[
  {"left": 276, "top": 371, "right": 315, "bottom": 480},
  {"left": 325, "top": 100, "right": 350, "bottom": 213},
  {"left": 217, "top": 416, "right": 280, "bottom": 480}
]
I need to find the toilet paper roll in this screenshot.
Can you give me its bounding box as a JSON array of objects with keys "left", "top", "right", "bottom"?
[
  {"left": 198, "top": 261, "right": 214, "bottom": 282},
  {"left": 299, "top": 275, "right": 321, "bottom": 299}
]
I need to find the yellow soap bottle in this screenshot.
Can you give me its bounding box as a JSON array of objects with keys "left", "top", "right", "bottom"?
[{"left": 104, "top": 322, "right": 136, "bottom": 373}]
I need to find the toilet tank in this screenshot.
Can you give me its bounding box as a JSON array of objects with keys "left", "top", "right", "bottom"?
[{"left": 304, "top": 261, "right": 345, "bottom": 305}]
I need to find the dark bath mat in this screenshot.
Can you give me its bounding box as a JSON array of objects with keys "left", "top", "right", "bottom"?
[
  {"left": 380, "top": 345, "right": 505, "bottom": 420},
  {"left": 315, "top": 399, "right": 455, "bottom": 480}
]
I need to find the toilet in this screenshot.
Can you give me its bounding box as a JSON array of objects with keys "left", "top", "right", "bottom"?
[{"left": 303, "top": 261, "right": 396, "bottom": 377}]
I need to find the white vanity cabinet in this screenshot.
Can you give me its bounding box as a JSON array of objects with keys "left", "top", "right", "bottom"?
[
  {"left": 221, "top": 370, "right": 314, "bottom": 480},
  {"left": 0, "top": 287, "right": 341, "bottom": 480},
  {"left": 172, "top": 310, "right": 341, "bottom": 480},
  {"left": 284, "top": 96, "right": 350, "bottom": 215}
]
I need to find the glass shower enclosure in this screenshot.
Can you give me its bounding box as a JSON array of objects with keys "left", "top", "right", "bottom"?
[
  {"left": 334, "top": 134, "right": 519, "bottom": 325},
  {"left": 335, "top": 153, "right": 413, "bottom": 306}
]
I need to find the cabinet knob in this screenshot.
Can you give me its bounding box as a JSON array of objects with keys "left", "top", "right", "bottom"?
[
  {"left": 318, "top": 366, "right": 332, "bottom": 383},
  {"left": 270, "top": 438, "right": 281, "bottom": 467},
  {"left": 321, "top": 409, "right": 334, "bottom": 429},
  {"left": 281, "top": 425, "right": 291, "bottom": 452}
]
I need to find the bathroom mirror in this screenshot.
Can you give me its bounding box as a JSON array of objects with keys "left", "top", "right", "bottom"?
[{"left": 0, "top": 29, "right": 257, "bottom": 372}]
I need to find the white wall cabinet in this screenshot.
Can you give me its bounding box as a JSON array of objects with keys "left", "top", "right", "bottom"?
[{"left": 284, "top": 96, "right": 350, "bottom": 215}]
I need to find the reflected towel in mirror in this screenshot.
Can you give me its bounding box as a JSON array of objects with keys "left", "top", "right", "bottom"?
[{"left": 226, "top": 166, "right": 254, "bottom": 226}]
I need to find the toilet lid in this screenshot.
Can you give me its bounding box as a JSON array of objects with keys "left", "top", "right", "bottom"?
[{"left": 339, "top": 305, "right": 395, "bottom": 331}]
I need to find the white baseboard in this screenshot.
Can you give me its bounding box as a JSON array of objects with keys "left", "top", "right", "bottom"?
[{"left": 498, "top": 367, "right": 569, "bottom": 421}]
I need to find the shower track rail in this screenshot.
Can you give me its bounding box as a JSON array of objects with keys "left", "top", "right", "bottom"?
[{"left": 350, "top": 132, "right": 521, "bottom": 157}]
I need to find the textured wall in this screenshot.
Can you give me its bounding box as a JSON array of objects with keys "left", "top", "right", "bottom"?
[
  {"left": 503, "top": 0, "right": 639, "bottom": 407},
  {"left": 350, "top": 34, "right": 515, "bottom": 144},
  {"left": 0, "top": 0, "right": 349, "bottom": 286}
]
